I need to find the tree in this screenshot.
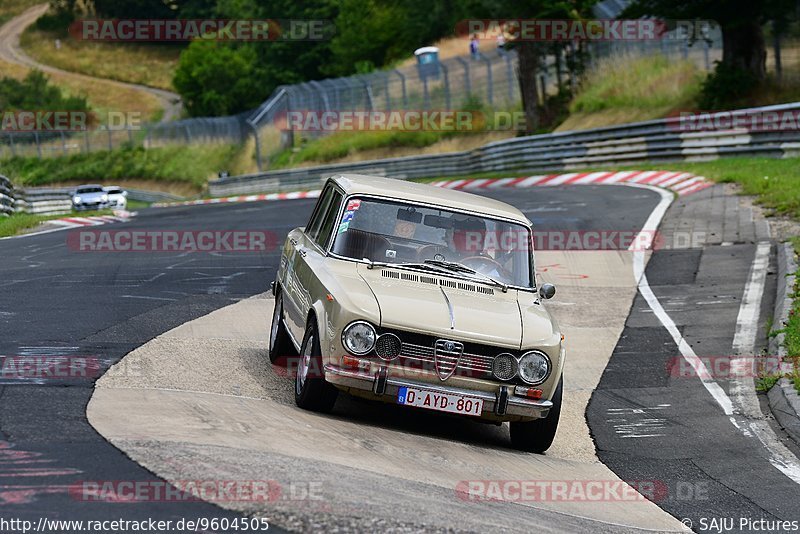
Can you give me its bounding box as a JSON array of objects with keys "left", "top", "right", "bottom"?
[
  {"left": 173, "top": 41, "right": 264, "bottom": 116},
  {"left": 466, "top": 0, "right": 593, "bottom": 134},
  {"left": 624, "top": 0, "right": 796, "bottom": 82}
]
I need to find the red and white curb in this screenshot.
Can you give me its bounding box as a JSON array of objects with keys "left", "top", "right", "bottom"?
[
  {"left": 1, "top": 210, "right": 135, "bottom": 240},
  {"left": 48, "top": 212, "right": 133, "bottom": 229},
  {"left": 430, "top": 171, "right": 712, "bottom": 196},
  {"left": 151, "top": 171, "right": 711, "bottom": 209},
  {"left": 153, "top": 190, "right": 321, "bottom": 208}
]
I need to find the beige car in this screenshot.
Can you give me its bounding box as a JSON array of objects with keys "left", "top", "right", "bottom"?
[{"left": 269, "top": 174, "right": 564, "bottom": 453}]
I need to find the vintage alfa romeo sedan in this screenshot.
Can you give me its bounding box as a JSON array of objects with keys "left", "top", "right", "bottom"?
[{"left": 269, "top": 174, "right": 564, "bottom": 452}]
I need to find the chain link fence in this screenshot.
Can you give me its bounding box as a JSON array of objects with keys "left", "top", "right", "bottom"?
[{"left": 0, "top": 32, "right": 721, "bottom": 165}]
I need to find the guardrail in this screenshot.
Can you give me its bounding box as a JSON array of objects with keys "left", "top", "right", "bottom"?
[
  {"left": 0, "top": 181, "right": 184, "bottom": 216},
  {"left": 0, "top": 175, "right": 16, "bottom": 216},
  {"left": 209, "top": 102, "right": 800, "bottom": 196}
]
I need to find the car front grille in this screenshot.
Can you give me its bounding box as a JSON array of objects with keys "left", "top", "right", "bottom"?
[{"left": 380, "top": 328, "right": 499, "bottom": 379}]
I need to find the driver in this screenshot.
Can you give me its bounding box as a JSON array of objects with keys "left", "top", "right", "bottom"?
[{"left": 445, "top": 215, "right": 486, "bottom": 259}]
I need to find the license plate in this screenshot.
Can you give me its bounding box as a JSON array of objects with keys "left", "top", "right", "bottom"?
[{"left": 397, "top": 387, "right": 483, "bottom": 417}]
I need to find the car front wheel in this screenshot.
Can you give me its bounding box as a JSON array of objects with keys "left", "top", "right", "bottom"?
[
  {"left": 294, "top": 320, "right": 338, "bottom": 412},
  {"left": 509, "top": 377, "right": 562, "bottom": 454}
]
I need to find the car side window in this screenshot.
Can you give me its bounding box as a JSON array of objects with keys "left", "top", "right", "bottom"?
[
  {"left": 315, "top": 191, "right": 344, "bottom": 249},
  {"left": 305, "top": 186, "right": 334, "bottom": 240}
]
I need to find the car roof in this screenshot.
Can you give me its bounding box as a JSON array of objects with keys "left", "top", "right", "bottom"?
[
  {"left": 104, "top": 186, "right": 122, "bottom": 190},
  {"left": 76, "top": 184, "right": 104, "bottom": 189},
  {"left": 329, "top": 174, "right": 530, "bottom": 225}
]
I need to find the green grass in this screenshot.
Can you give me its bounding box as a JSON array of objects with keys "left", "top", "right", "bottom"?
[
  {"left": 125, "top": 199, "right": 151, "bottom": 210},
  {"left": 271, "top": 130, "right": 447, "bottom": 168},
  {"left": 0, "top": 210, "right": 109, "bottom": 238},
  {"left": 559, "top": 54, "right": 704, "bottom": 131},
  {"left": 0, "top": 144, "right": 244, "bottom": 190},
  {"left": 571, "top": 55, "right": 703, "bottom": 113},
  {"left": 21, "top": 28, "right": 180, "bottom": 92},
  {"left": 787, "top": 238, "right": 800, "bottom": 393}
]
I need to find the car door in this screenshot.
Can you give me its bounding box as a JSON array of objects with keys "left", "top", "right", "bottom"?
[{"left": 282, "top": 185, "right": 342, "bottom": 341}]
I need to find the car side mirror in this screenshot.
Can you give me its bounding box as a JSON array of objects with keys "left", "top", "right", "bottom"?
[{"left": 539, "top": 283, "right": 556, "bottom": 300}]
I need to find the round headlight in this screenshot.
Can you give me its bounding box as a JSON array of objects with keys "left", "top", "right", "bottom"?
[
  {"left": 375, "top": 333, "right": 402, "bottom": 361},
  {"left": 518, "top": 351, "right": 551, "bottom": 385},
  {"left": 101, "top": 194, "right": 108, "bottom": 202},
  {"left": 492, "top": 353, "right": 517, "bottom": 381},
  {"left": 342, "top": 321, "right": 376, "bottom": 355},
  {"left": 73, "top": 196, "right": 81, "bottom": 203}
]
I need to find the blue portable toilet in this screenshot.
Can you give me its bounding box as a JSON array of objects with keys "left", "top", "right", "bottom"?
[{"left": 414, "top": 46, "right": 440, "bottom": 79}]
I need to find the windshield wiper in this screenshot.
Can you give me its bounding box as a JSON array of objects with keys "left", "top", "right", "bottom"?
[
  {"left": 423, "top": 260, "right": 509, "bottom": 293},
  {"left": 362, "top": 258, "right": 453, "bottom": 275}
]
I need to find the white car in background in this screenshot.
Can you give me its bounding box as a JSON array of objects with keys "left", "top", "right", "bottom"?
[{"left": 104, "top": 186, "right": 128, "bottom": 210}]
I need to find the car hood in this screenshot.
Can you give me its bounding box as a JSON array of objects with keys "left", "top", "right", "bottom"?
[
  {"left": 356, "top": 264, "right": 554, "bottom": 349},
  {"left": 75, "top": 192, "right": 105, "bottom": 200}
]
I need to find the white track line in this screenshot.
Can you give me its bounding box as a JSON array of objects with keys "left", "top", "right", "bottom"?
[
  {"left": 628, "top": 187, "right": 800, "bottom": 485},
  {"left": 729, "top": 242, "right": 800, "bottom": 484}
]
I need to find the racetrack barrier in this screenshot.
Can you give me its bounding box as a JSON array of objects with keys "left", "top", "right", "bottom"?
[{"left": 209, "top": 102, "right": 800, "bottom": 196}]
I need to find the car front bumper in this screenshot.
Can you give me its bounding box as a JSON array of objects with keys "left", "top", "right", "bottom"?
[
  {"left": 73, "top": 202, "right": 109, "bottom": 211},
  {"left": 324, "top": 363, "right": 553, "bottom": 421}
]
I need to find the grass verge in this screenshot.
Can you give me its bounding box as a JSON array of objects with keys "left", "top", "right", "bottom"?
[
  {"left": 20, "top": 28, "right": 180, "bottom": 92},
  {"left": 557, "top": 54, "right": 704, "bottom": 131},
  {"left": 0, "top": 144, "right": 247, "bottom": 191},
  {"left": 787, "top": 238, "right": 800, "bottom": 393},
  {"left": 0, "top": 210, "right": 109, "bottom": 238}
]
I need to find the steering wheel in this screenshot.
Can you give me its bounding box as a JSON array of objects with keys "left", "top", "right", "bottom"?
[
  {"left": 460, "top": 255, "right": 512, "bottom": 279},
  {"left": 460, "top": 255, "right": 504, "bottom": 270},
  {"left": 416, "top": 244, "right": 447, "bottom": 262}
]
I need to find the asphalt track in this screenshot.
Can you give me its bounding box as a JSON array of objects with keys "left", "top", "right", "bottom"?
[{"left": 0, "top": 183, "right": 797, "bottom": 531}]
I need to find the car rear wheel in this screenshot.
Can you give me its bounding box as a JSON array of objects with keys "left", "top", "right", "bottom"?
[
  {"left": 269, "top": 293, "right": 294, "bottom": 363},
  {"left": 295, "top": 320, "right": 338, "bottom": 412},
  {"left": 509, "top": 377, "right": 562, "bottom": 454}
]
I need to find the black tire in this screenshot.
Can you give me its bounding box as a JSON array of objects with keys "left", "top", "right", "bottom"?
[
  {"left": 510, "top": 377, "right": 563, "bottom": 454},
  {"left": 294, "top": 320, "right": 338, "bottom": 412},
  {"left": 269, "top": 292, "right": 294, "bottom": 364}
]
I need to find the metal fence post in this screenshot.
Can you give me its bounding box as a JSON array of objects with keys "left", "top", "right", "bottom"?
[
  {"left": 383, "top": 72, "right": 391, "bottom": 109},
  {"left": 248, "top": 121, "right": 263, "bottom": 172},
  {"left": 440, "top": 62, "right": 451, "bottom": 109},
  {"left": 8, "top": 133, "right": 15, "bottom": 157},
  {"left": 35, "top": 132, "right": 42, "bottom": 158},
  {"left": 481, "top": 56, "right": 493, "bottom": 105},
  {"left": 454, "top": 57, "right": 471, "bottom": 96},
  {"left": 422, "top": 76, "right": 430, "bottom": 110},
  {"left": 394, "top": 70, "right": 408, "bottom": 109},
  {"left": 361, "top": 76, "right": 375, "bottom": 111},
  {"left": 504, "top": 52, "right": 514, "bottom": 102},
  {"left": 107, "top": 128, "right": 113, "bottom": 151}
]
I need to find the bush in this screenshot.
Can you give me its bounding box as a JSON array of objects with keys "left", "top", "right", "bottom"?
[
  {"left": 34, "top": 9, "right": 74, "bottom": 35},
  {"left": 0, "top": 70, "right": 89, "bottom": 112},
  {"left": 698, "top": 62, "right": 758, "bottom": 110}
]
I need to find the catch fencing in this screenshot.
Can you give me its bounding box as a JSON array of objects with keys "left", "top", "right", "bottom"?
[{"left": 0, "top": 34, "right": 720, "bottom": 163}]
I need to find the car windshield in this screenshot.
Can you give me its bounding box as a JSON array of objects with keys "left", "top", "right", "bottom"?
[
  {"left": 106, "top": 189, "right": 122, "bottom": 194},
  {"left": 77, "top": 187, "right": 103, "bottom": 193},
  {"left": 330, "top": 196, "right": 533, "bottom": 288}
]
